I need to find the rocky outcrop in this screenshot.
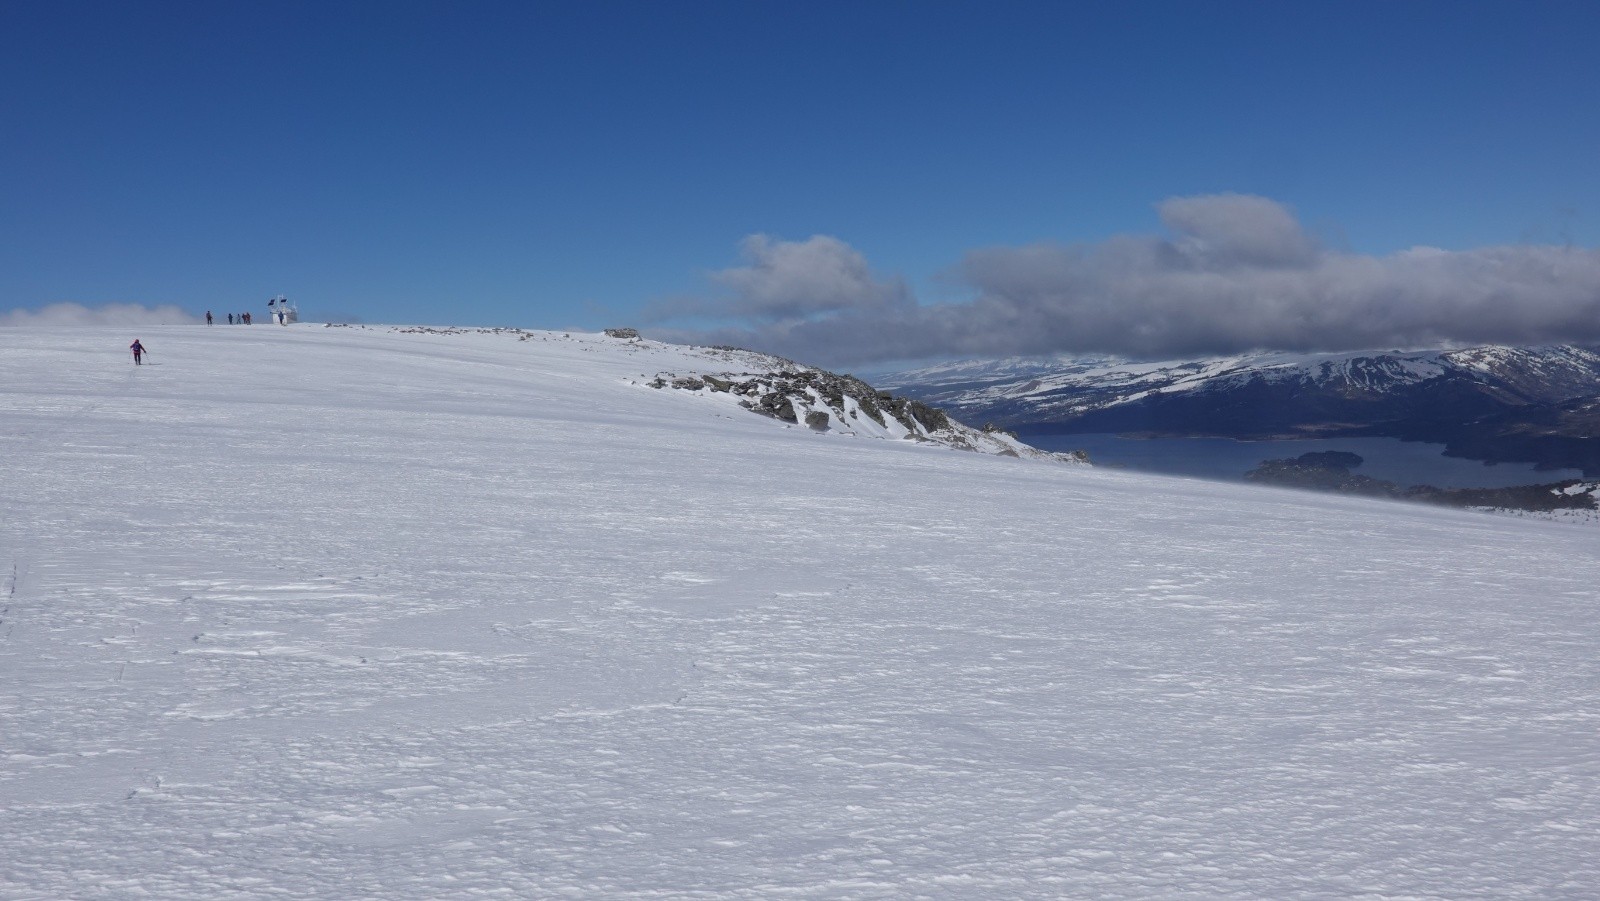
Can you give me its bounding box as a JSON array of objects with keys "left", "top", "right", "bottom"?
[{"left": 647, "top": 363, "right": 1089, "bottom": 464}]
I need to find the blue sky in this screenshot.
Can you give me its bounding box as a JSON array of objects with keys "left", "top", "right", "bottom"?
[{"left": 4, "top": 1, "right": 1600, "bottom": 362}]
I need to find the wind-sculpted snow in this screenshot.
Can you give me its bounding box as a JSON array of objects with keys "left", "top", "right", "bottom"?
[{"left": 3, "top": 324, "right": 1599, "bottom": 898}]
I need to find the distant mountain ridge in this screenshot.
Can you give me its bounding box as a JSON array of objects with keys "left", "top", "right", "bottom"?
[{"left": 883, "top": 345, "right": 1600, "bottom": 475}]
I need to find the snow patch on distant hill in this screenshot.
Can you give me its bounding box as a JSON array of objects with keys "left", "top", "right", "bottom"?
[
  {"left": 886, "top": 345, "right": 1600, "bottom": 418},
  {"left": 882, "top": 345, "right": 1600, "bottom": 451}
]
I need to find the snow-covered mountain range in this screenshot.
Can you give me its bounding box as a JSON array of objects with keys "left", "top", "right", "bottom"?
[
  {"left": 884, "top": 345, "right": 1600, "bottom": 474},
  {"left": 4, "top": 324, "right": 1599, "bottom": 897}
]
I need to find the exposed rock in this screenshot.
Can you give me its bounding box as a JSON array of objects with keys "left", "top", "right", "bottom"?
[
  {"left": 604, "top": 328, "right": 641, "bottom": 339},
  {"left": 743, "top": 390, "right": 799, "bottom": 423},
  {"left": 647, "top": 357, "right": 1090, "bottom": 465}
]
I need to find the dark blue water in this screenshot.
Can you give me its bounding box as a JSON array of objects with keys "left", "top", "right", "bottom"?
[{"left": 1026, "top": 433, "right": 1586, "bottom": 489}]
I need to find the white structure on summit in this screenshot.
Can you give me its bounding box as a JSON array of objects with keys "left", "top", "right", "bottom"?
[{"left": 267, "top": 296, "right": 298, "bottom": 325}]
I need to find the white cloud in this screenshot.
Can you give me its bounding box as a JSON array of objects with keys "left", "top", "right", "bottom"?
[
  {"left": 1158, "top": 193, "right": 1318, "bottom": 268},
  {"left": 652, "top": 196, "right": 1600, "bottom": 366},
  {"left": 647, "top": 234, "right": 911, "bottom": 323},
  {"left": 0, "top": 302, "right": 201, "bottom": 327}
]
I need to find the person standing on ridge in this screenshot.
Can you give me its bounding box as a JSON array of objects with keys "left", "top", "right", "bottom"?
[
  {"left": 206, "top": 310, "right": 213, "bottom": 325},
  {"left": 130, "top": 339, "right": 145, "bottom": 365}
]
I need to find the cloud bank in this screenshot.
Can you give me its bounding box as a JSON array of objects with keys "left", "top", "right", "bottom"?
[
  {"left": 0, "top": 302, "right": 200, "bottom": 327},
  {"left": 651, "top": 234, "right": 913, "bottom": 322},
  {"left": 651, "top": 194, "right": 1600, "bottom": 366}
]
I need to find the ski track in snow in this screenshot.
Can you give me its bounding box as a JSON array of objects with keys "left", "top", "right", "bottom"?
[{"left": 3, "top": 325, "right": 1599, "bottom": 898}]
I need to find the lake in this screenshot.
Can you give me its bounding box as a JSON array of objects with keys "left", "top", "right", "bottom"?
[{"left": 1025, "top": 433, "right": 1588, "bottom": 489}]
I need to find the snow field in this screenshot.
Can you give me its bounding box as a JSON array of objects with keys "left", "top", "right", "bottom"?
[{"left": 3, "top": 325, "right": 1599, "bottom": 898}]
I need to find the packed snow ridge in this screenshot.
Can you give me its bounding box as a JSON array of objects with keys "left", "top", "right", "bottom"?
[{"left": 4, "top": 323, "right": 1600, "bottom": 898}]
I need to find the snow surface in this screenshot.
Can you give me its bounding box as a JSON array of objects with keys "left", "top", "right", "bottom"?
[{"left": 4, "top": 324, "right": 1600, "bottom": 898}]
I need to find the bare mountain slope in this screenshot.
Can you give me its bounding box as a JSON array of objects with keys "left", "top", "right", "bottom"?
[{"left": 886, "top": 345, "right": 1600, "bottom": 473}]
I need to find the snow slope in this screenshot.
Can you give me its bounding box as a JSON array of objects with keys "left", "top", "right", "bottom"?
[{"left": 4, "top": 324, "right": 1599, "bottom": 898}]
